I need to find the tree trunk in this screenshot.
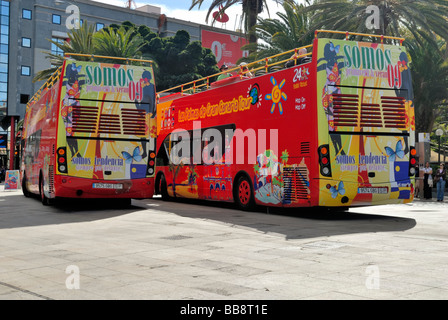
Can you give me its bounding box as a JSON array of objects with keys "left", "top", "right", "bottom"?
[{"left": 245, "top": 0, "right": 260, "bottom": 50}]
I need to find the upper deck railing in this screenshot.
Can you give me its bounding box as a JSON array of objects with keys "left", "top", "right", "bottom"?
[
  {"left": 157, "top": 30, "right": 405, "bottom": 100},
  {"left": 314, "top": 29, "right": 405, "bottom": 45},
  {"left": 26, "top": 66, "right": 63, "bottom": 111},
  {"left": 156, "top": 44, "right": 312, "bottom": 99}
]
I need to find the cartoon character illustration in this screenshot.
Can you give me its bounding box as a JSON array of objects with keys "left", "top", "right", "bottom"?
[
  {"left": 62, "top": 62, "right": 85, "bottom": 157},
  {"left": 317, "top": 42, "right": 345, "bottom": 73},
  {"left": 319, "top": 42, "right": 346, "bottom": 156},
  {"left": 134, "top": 70, "right": 156, "bottom": 159},
  {"left": 135, "top": 70, "right": 156, "bottom": 117},
  {"left": 394, "top": 51, "right": 414, "bottom": 153},
  {"left": 394, "top": 52, "right": 413, "bottom": 101}
]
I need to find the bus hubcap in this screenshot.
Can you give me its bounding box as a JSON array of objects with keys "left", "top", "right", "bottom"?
[{"left": 239, "top": 181, "right": 250, "bottom": 204}]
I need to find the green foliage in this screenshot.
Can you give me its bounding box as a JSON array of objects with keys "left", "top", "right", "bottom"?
[
  {"left": 93, "top": 27, "right": 145, "bottom": 62},
  {"left": 34, "top": 20, "right": 219, "bottom": 91},
  {"left": 33, "top": 22, "right": 95, "bottom": 82},
  {"left": 407, "top": 36, "right": 448, "bottom": 133},
  {"left": 305, "top": 0, "right": 448, "bottom": 42},
  {"left": 240, "top": 1, "right": 313, "bottom": 63},
  {"left": 145, "top": 30, "right": 219, "bottom": 91}
]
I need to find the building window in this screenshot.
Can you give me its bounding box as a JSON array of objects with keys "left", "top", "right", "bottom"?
[
  {"left": 51, "top": 37, "right": 64, "bottom": 57},
  {"left": 22, "top": 9, "right": 32, "bottom": 20},
  {"left": 96, "top": 23, "right": 104, "bottom": 31},
  {"left": 20, "top": 94, "right": 29, "bottom": 104},
  {"left": 21, "top": 66, "right": 31, "bottom": 76},
  {"left": 52, "top": 14, "right": 61, "bottom": 25},
  {"left": 21, "top": 37, "right": 31, "bottom": 48}
]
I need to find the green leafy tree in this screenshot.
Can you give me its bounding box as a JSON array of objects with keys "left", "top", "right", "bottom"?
[
  {"left": 33, "top": 22, "right": 95, "bottom": 82},
  {"left": 147, "top": 30, "right": 219, "bottom": 91},
  {"left": 240, "top": 1, "right": 313, "bottom": 62},
  {"left": 34, "top": 20, "right": 218, "bottom": 92},
  {"left": 408, "top": 37, "right": 448, "bottom": 133},
  {"left": 305, "top": 0, "right": 448, "bottom": 42},
  {"left": 93, "top": 26, "right": 146, "bottom": 62}
]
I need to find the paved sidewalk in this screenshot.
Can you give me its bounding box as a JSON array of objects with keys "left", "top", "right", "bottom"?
[{"left": 1, "top": 186, "right": 448, "bottom": 301}]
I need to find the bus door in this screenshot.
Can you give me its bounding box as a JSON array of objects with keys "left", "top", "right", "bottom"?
[{"left": 163, "top": 130, "right": 202, "bottom": 199}]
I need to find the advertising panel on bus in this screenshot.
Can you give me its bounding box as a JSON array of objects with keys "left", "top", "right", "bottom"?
[
  {"left": 58, "top": 59, "right": 157, "bottom": 181},
  {"left": 315, "top": 38, "right": 415, "bottom": 207}
]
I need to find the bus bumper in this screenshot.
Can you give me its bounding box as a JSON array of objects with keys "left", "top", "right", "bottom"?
[
  {"left": 53, "top": 175, "right": 154, "bottom": 199},
  {"left": 317, "top": 179, "right": 415, "bottom": 207}
]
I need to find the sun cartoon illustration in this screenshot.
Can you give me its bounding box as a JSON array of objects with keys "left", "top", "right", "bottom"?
[{"left": 265, "top": 76, "right": 287, "bottom": 114}]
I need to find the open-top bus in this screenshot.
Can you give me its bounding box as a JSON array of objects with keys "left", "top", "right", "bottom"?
[
  {"left": 21, "top": 54, "right": 157, "bottom": 205},
  {"left": 154, "top": 30, "right": 416, "bottom": 211}
]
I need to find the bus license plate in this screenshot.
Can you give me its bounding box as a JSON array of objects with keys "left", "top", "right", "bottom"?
[
  {"left": 358, "top": 187, "right": 388, "bottom": 194},
  {"left": 93, "top": 183, "right": 123, "bottom": 190}
]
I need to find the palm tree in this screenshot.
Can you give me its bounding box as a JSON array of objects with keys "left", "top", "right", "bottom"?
[
  {"left": 305, "top": 0, "right": 448, "bottom": 43},
  {"left": 240, "top": 1, "right": 313, "bottom": 62},
  {"left": 407, "top": 36, "right": 448, "bottom": 133},
  {"left": 93, "top": 27, "right": 146, "bottom": 63},
  {"left": 33, "top": 22, "right": 95, "bottom": 82},
  {"left": 189, "top": 0, "right": 276, "bottom": 46}
]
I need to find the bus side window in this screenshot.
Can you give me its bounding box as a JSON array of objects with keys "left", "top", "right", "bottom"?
[
  {"left": 191, "top": 133, "right": 202, "bottom": 165},
  {"left": 157, "top": 136, "right": 170, "bottom": 166}
]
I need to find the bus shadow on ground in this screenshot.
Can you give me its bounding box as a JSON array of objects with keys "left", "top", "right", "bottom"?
[
  {"left": 148, "top": 196, "right": 417, "bottom": 240},
  {"left": 0, "top": 193, "right": 145, "bottom": 229}
]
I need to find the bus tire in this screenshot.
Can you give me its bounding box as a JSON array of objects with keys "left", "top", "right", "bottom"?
[
  {"left": 160, "top": 174, "right": 170, "bottom": 201},
  {"left": 22, "top": 173, "right": 31, "bottom": 198},
  {"left": 39, "top": 175, "right": 51, "bottom": 206},
  {"left": 234, "top": 175, "right": 255, "bottom": 211}
]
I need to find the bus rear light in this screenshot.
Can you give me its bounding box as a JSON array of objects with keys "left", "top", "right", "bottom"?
[
  {"left": 318, "top": 144, "right": 332, "bottom": 177},
  {"left": 57, "top": 147, "right": 68, "bottom": 174},
  {"left": 147, "top": 146, "right": 156, "bottom": 176},
  {"left": 409, "top": 146, "right": 417, "bottom": 176}
]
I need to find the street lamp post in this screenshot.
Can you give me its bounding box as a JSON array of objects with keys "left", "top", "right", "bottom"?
[{"left": 436, "top": 128, "right": 444, "bottom": 164}]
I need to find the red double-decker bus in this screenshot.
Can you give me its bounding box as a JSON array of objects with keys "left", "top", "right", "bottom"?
[
  {"left": 155, "top": 31, "right": 416, "bottom": 211},
  {"left": 21, "top": 55, "right": 157, "bottom": 205}
]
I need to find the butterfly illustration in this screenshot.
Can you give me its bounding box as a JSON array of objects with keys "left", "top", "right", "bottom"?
[
  {"left": 330, "top": 42, "right": 340, "bottom": 54},
  {"left": 71, "top": 63, "right": 82, "bottom": 73},
  {"left": 330, "top": 181, "right": 345, "bottom": 199},
  {"left": 122, "top": 147, "right": 143, "bottom": 164},
  {"left": 385, "top": 140, "right": 405, "bottom": 162}
]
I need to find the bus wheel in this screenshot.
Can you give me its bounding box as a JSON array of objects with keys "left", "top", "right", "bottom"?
[
  {"left": 22, "top": 173, "right": 30, "bottom": 198},
  {"left": 39, "top": 177, "right": 50, "bottom": 206},
  {"left": 160, "top": 174, "right": 170, "bottom": 201},
  {"left": 235, "top": 176, "right": 254, "bottom": 211}
]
